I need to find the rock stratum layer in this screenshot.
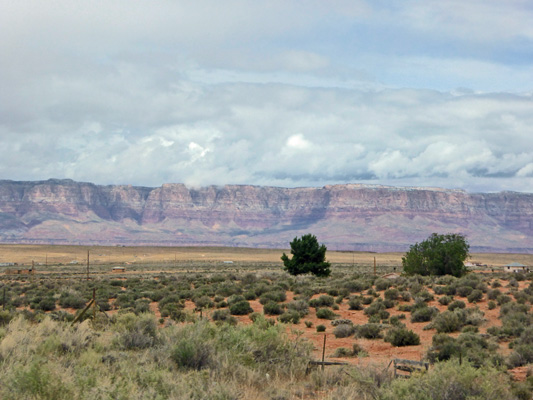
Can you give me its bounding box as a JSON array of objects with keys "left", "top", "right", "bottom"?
[{"left": 0, "top": 179, "right": 532, "bottom": 252}]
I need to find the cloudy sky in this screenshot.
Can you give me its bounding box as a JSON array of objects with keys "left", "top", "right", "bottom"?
[{"left": 1, "top": 1, "right": 533, "bottom": 192}]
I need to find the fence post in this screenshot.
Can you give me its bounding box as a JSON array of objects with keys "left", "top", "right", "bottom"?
[{"left": 322, "top": 334, "right": 327, "bottom": 371}]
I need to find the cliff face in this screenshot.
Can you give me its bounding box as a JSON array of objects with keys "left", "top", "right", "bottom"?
[{"left": 0, "top": 179, "right": 531, "bottom": 252}]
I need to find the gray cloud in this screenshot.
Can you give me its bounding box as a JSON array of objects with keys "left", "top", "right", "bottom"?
[{"left": 1, "top": 1, "right": 532, "bottom": 193}]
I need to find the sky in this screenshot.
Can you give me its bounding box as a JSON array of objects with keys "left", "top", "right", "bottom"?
[{"left": 1, "top": 1, "right": 533, "bottom": 193}]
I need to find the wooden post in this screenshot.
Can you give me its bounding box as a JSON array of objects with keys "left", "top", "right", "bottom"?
[
  {"left": 92, "top": 288, "right": 96, "bottom": 320},
  {"left": 87, "top": 250, "right": 90, "bottom": 281},
  {"left": 374, "top": 257, "right": 376, "bottom": 276},
  {"left": 3, "top": 287, "right": 5, "bottom": 310},
  {"left": 322, "top": 334, "right": 327, "bottom": 371}
]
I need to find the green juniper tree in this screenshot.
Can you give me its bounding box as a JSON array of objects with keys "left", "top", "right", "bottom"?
[
  {"left": 281, "top": 234, "right": 331, "bottom": 277},
  {"left": 402, "top": 233, "right": 470, "bottom": 277}
]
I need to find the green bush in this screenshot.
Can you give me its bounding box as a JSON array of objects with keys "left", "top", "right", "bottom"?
[
  {"left": 431, "top": 310, "right": 463, "bottom": 333},
  {"left": 467, "top": 289, "right": 483, "bottom": 303},
  {"left": 263, "top": 301, "right": 283, "bottom": 315},
  {"left": 411, "top": 306, "right": 439, "bottom": 323},
  {"left": 315, "top": 308, "right": 337, "bottom": 320},
  {"left": 278, "top": 310, "right": 300, "bottom": 324},
  {"left": 456, "top": 285, "right": 473, "bottom": 297},
  {"left": 354, "top": 323, "right": 383, "bottom": 339},
  {"left": 348, "top": 296, "right": 364, "bottom": 310},
  {"left": 171, "top": 338, "right": 212, "bottom": 370},
  {"left": 447, "top": 300, "right": 465, "bottom": 311},
  {"left": 316, "top": 324, "right": 326, "bottom": 332},
  {"left": 333, "top": 323, "right": 355, "bottom": 338},
  {"left": 384, "top": 288, "right": 400, "bottom": 300},
  {"left": 229, "top": 300, "right": 253, "bottom": 315},
  {"left": 384, "top": 327, "right": 420, "bottom": 346},
  {"left": 438, "top": 295, "right": 452, "bottom": 305},
  {"left": 375, "top": 278, "right": 392, "bottom": 291},
  {"left": 286, "top": 300, "right": 309, "bottom": 316},
  {"left": 309, "top": 295, "right": 334, "bottom": 308},
  {"left": 382, "top": 361, "right": 516, "bottom": 400}
]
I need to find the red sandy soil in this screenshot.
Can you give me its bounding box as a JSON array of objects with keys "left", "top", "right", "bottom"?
[{"left": 16, "top": 275, "right": 531, "bottom": 380}]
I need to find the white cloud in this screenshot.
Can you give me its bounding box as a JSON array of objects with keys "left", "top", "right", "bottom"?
[{"left": 0, "top": 1, "right": 532, "bottom": 193}]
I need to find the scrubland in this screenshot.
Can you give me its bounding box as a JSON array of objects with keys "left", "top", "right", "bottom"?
[{"left": 1, "top": 247, "right": 533, "bottom": 399}]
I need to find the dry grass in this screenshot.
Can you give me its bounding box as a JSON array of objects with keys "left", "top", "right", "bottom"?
[{"left": 1, "top": 244, "right": 531, "bottom": 269}]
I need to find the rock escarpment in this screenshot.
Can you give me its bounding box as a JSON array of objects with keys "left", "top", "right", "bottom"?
[{"left": 0, "top": 179, "right": 531, "bottom": 252}]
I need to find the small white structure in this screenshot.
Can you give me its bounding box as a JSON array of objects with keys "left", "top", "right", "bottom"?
[
  {"left": 112, "top": 266, "right": 126, "bottom": 273},
  {"left": 381, "top": 272, "right": 401, "bottom": 280},
  {"left": 503, "top": 262, "right": 529, "bottom": 273}
]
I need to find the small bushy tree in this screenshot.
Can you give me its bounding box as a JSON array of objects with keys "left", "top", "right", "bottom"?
[
  {"left": 281, "top": 234, "right": 331, "bottom": 277},
  {"left": 402, "top": 233, "right": 470, "bottom": 277}
]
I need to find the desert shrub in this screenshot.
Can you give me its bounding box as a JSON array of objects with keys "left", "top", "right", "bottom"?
[
  {"left": 447, "top": 300, "right": 465, "bottom": 311},
  {"left": 243, "top": 291, "right": 257, "bottom": 300},
  {"left": 316, "top": 324, "right": 326, "bottom": 332},
  {"left": 263, "top": 301, "right": 283, "bottom": 315},
  {"left": 456, "top": 285, "right": 473, "bottom": 297},
  {"left": 0, "top": 310, "right": 14, "bottom": 326},
  {"left": 399, "top": 291, "right": 411, "bottom": 301},
  {"left": 507, "top": 326, "right": 533, "bottom": 367},
  {"left": 488, "top": 300, "right": 497, "bottom": 310},
  {"left": 389, "top": 315, "right": 406, "bottom": 328},
  {"left": 348, "top": 296, "right": 364, "bottom": 310},
  {"left": 432, "top": 285, "right": 446, "bottom": 295},
  {"left": 418, "top": 290, "right": 435, "bottom": 302},
  {"left": 226, "top": 294, "right": 246, "bottom": 305},
  {"left": 364, "top": 299, "right": 386, "bottom": 317},
  {"left": 431, "top": 310, "right": 464, "bottom": 333},
  {"left": 316, "top": 308, "right": 337, "bottom": 320},
  {"left": 385, "top": 327, "right": 420, "bottom": 346},
  {"left": 309, "top": 295, "right": 335, "bottom": 308},
  {"left": 497, "top": 294, "right": 512, "bottom": 306},
  {"left": 512, "top": 291, "right": 529, "bottom": 304},
  {"left": 37, "top": 297, "right": 56, "bottom": 312},
  {"left": 117, "top": 313, "right": 158, "bottom": 350},
  {"left": 508, "top": 278, "right": 519, "bottom": 288},
  {"left": 488, "top": 288, "right": 501, "bottom": 300},
  {"left": 331, "top": 319, "right": 353, "bottom": 326},
  {"left": 58, "top": 293, "right": 87, "bottom": 309},
  {"left": 383, "top": 298, "right": 396, "bottom": 309},
  {"left": 361, "top": 296, "right": 374, "bottom": 305},
  {"left": 305, "top": 320, "right": 313, "bottom": 328},
  {"left": 343, "top": 279, "right": 372, "bottom": 293},
  {"left": 241, "top": 272, "right": 257, "bottom": 285},
  {"left": 287, "top": 299, "right": 309, "bottom": 316},
  {"left": 438, "top": 295, "right": 452, "bottom": 305},
  {"left": 334, "top": 343, "right": 365, "bottom": 358},
  {"left": 375, "top": 278, "right": 392, "bottom": 291},
  {"left": 215, "top": 283, "right": 241, "bottom": 297},
  {"left": 382, "top": 360, "right": 516, "bottom": 400},
  {"left": 133, "top": 298, "right": 151, "bottom": 314},
  {"left": 258, "top": 291, "right": 283, "bottom": 305},
  {"left": 411, "top": 306, "right": 439, "bottom": 323},
  {"left": 492, "top": 280, "right": 502, "bottom": 288},
  {"left": 210, "top": 310, "right": 236, "bottom": 326},
  {"left": 278, "top": 310, "right": 300, "bottom": 324},
  {"left": 229, "top": 300, "right": 253, "bottom": 315},
  {"left": 467, "top": 289, "right": 483, "bottom": 303},
  {"left": 171, "top": 337, "right": 212, "bottom": 370},
  {"left": 333, "top": 323, "right": 355, "bottom": 338},
  {"left": 354, "top": 323, "right": 383, "bottom": 339},
  {"left": 398, "top": 304, "right": 412, "bottom": 312}
]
